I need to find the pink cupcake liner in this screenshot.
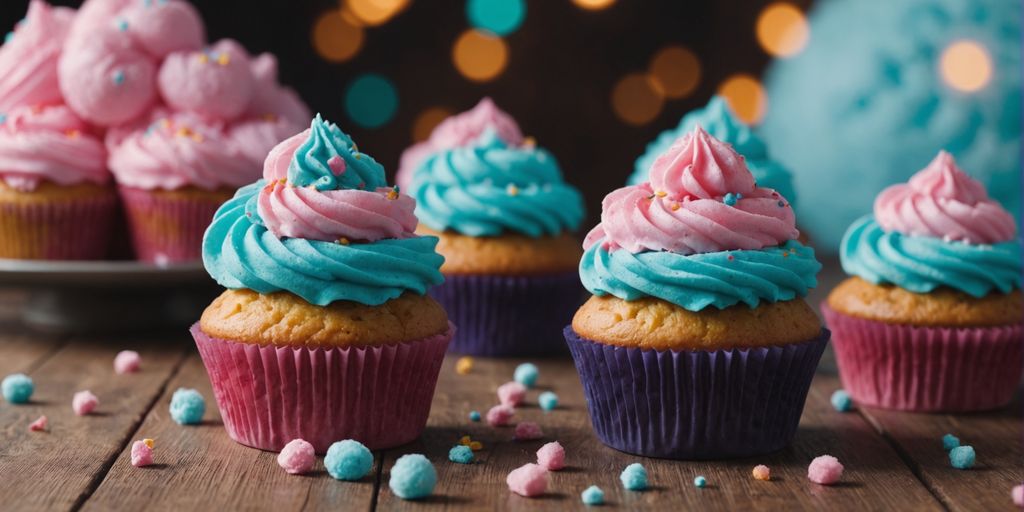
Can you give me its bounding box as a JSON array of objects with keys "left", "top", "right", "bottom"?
[
  {"left": 118, "top": 186, "right": 228, "bottom": 264},
  {"left": 191, "top": 322, "right": 454, "bottom": 453},
  {"left": 0, "top": 192, "right": 116, "bottom": 260},
  {"left": 822, "top": 304, "right": 1023, "bottom": 412}
]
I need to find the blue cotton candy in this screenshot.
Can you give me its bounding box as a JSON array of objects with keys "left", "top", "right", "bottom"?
[
  {"left": 469, "top": 410, "right": 481, "bottom": 422},
  {"left": 389, "top": 454, "right": 437, "bottom": 499},
  {"left": 581, "top": 485, "right": 604, "bottom": 505},
  {"left": 942, "top": 434, "right": 960, "bottom": 451},
  {"left": 2, "top": 373, "right": 33, "bottom": 404},
  {"left": 538, "top": 391, "right": 558, "bottom": 411},
  {"left": 620, "top": 463, "right": 648, "bottom": 490},
  {"left": 831, "top": 389, "right": 853, "bottom": 412},
  {"left": 325, "top": 439, "right": 373, "bottom": 480},
  {"left": 514, "top": 363, "right": 539, "bottom": 388},
  {"left": 694, "top": 476, "right": 707, "bottom": 488},
  {"left": 949, "top": 446, "right": 975, "bottom": 469},
  {"left": 169, "top": 388, "right": 205, "bottom": 425},
  {"left": 448, "top": 445, "right": 474, "bottom": 464}
]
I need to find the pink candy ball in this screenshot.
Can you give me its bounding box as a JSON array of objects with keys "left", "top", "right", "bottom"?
[
  {"left": 1013, "top": 484, "right": 1023, "bottom": 507},
  {"left": 131, "top": 440, "right": 153, "bottom": 467},
  {"left": 277, "top": 439, "right": 316, "bottom": 475},
  {"left": 497, "top": 381, "right": 527, "bottom": 407},
  {"left": 513, "top": 422, "right": 544, "bottom": 441},
  {"left": 123, "top": 0, "right": 204, "bottom": 59},
  {"left": 752, "top": 464, "right": 771, "bottom": 481},
  {"left": 28, "top": 415, "right": 48, "bottom": 432},
  {"left": 507, "top": 463, "right": 548, "bottom": 497},
  {"left": 58, "top": 31, "right": 157, "bottom": 127},
  {"left": 114, "top": 350, "right": 141, "bottom": 374},
  {"left": 72, "top": 390, "right": 98, "bottom": 416},
  {"left": 808, "top": 455, "right": 844, "bottom": 485},
  {"left": 536, "top": 441, "right": 565, "bottom": 471},
  {"left": 486, "top": 404, "right": 515, "bottom": 427},
  {"left": 157, "top": 39, "right": 254, "bottom": 122}
]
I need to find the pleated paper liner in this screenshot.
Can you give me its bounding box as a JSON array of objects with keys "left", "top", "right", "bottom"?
[
  {"left": 191, "top": 322, "right": 453, "bottom": 453},
  {"left": 118, "top": 186, "right": 232, "bottom": 264},
  {"left": 823, "top": 304, "right": 1022, "bottom": 412},
  {"left": 0, "top": 188, "right": 116, "bottom": 260},
  {"left": 565, "top": 326, "right": 829, "bottom": 460},
  {"left": 429, "top": 272, "right": 582, "bottom": 356}
]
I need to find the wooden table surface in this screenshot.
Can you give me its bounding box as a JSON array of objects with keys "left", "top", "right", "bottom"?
[{"left": 0, "top": 269, "right": 1021, "bottom": 511}]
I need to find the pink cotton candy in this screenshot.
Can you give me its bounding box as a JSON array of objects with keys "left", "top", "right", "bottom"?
[
  {"left": 536, "top": 441, "right": 565, "bottom": 471},
  {"left": 28, "top": 415, "right": 47, "bottom": 432},
  {"left": 808, "top": 455, "right": 844, "bottom": 485},
  {"left": 72, "top": 390, "right": 98, "bottom": 416},
  {"left": 114, "top": 350, "right": 141, "bottom": 374},
  {"left": 131, "top": 440, "right": 153, "bottom": 467},
  {"left": 497, "top": 381, "right": 527, "bottom": 407},
  {"left": 507, "top": 463, "right": 548, "bottom": 497},
  {"left": 1013, "top": 484, "right": 1024, "bottom": 507},
  {"left": 277, "top": 439, "right": 316, "bottom": 475},
  {"left": 486, "top": 404, "right": 515, "bottom": 427},
  {"left": 514, "top": 422, "right": 543, "bottom": 441}
]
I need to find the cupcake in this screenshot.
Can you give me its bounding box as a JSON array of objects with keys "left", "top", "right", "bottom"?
[
  {"left": 407, "top": 111, "right": 584, "bottom": 356},
  {"left": 566, "top": 126, "right": 827, "bottom": 459},
  {"left": 627, "top": 96, "right": 797, "bottom": 207},
  {"left": 194, "top": 115, "right": 451, "bottom": 453},
  {"left": 824, "top": 151, "right": 1022, "bottom": 412}
]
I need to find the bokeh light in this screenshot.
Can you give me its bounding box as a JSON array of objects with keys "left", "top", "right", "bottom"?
[
  {"left": 312, "top": 9, "right": 364, "bottom": 62},
  {"left": 344, "top": 73, "right": 399, "bottom": 129},
  {"left": 452, "top": 29, "right": 509, "bottom": 82},
  {"left": 940, "top": 40, "right": 993, "bottom": 93},
  {"left": 717, "top": 74, "right": 767, "bottom": 124},
  {"left": 412, "top": 107, "right": 453, "bottom": 141},
  {"left": 648, "top": 46, "right": 701, "bottom": 99},
  {"left": 611, "top": 73, "right": 664, "bottom": 126},
  {"left": 756, "top": 3, "right": 809, "bottom": 58},
  {"left": 344, "top": 0, "right": 408, "bottom": 27},
  {"left": 572, "top": 0, "right": 616, "bottom": 10},
  {"left": 466, "top": 0, "right": 526, "bottom": 37}
]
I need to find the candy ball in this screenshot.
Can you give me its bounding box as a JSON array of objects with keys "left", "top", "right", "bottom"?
[
  {"left": 538, "top": 391, "right": 558, "bottom": 411},
  {"left": 2, "top": 373, "right": 33, "bottom": 403},
  {"left": 1011, "top": 484, "right": 1023, "bottom": 506},
  {"left": 942, "top": 434, "right": 961, "bottom": 451},
  {"left": 277, "top": 439, "right": 316, "bottom": 475},
  {"left": 581, "top": 485, "right": 604, "bottom": 505},
  {"left": 620, "top": 463, "right": 648, "bottom": 490},
  {"left": 389, "top": 454, "right": 437, "bottom": 500},
  {"left": 325, "top": 439, "right": 373, "bottom": 481},
  {"left": 114, "top": 350, "right": 141, "bottom": 374},
  {"left": 72, "top": 390, "right": 99, "bottom": 415},
  {"left": 694, "top": 476, "right": 707, "bottom": 488},
  {"left": 752, "top": 464, "right": 771, "bottom": 481},
  {"left": 536, "top": 441, "right": 565, "bottom": 471},
  {"left": 507, "top": 463, "right": 548, "bottom": 497},
  {"left": 469, "top": 410, "right": 481, "bottom": 422},
  {"left": 497, "top": 381, "right": 527, "bottom": 407},
  {"left": 169, "top": 387, "right": 205, "bottom": 425},
  {"left": 513, "top": 363, "right": 539, "bottom": 388},
  {"left": 486, "top": 404, "right": 515, "bottom": 427},
  {"left": 514, "top": 421, "right": 544, "bottom": 441},
  {"left": 830, "top": 389, "right": 853, "bottom": 412},
  {"left": 448, "top": 445, "right": 474, "bottom": 464},
  {"left": 808, "top": 455, "right": 844, "bottom": 485},
  {"left": 949, "top": 446, "right": 976, "bottom": 469},
  {"left": 131, "top": 439, "right": 154, "bottom": 467}
]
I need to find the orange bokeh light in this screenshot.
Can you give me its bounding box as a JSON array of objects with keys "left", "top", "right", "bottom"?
[
  {"left": 648, "top": 46, "right": 701, "bottom": 99},
  {"left": 756, "top": 3, "right": 809, "bottom": 58},
  {"left": 452, "top": 29, "right": 509, "bottom": 83},
  {"left": 940, "top": 40, "right": 992, "bottom": 93},
  {"left": 717, "top": 74, "right": 767, "bottom": 125},
  {"left": 572, "top": 0, "right": 616, "bottom": 10},
  {"left": 612, "top": 73, "right": 664, "bottom": 126},
  {"left": 343, "top": 0, "right": 408, "bottom": 27},
  {"left": 312, "top": 9, "right": 364, "bottom": 63},
  {"left": 412, "top": 107, "right": 453, "bottom": 142}
]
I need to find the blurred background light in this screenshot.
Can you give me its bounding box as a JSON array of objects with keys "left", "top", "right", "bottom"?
[
  {"left": 611, "top": 73, "right": 664, "bottom": 126},
  {"left": 344, "top": 0, "right": 409, "bottom": 27},
  {"left": 466, "top": 0, "right": 526, "bottom": 36},
  {"left": 572, "top": 0, "right": 616, "bottom": 11},
  {"left": 756, "top": 3, "right": 810, "bottom": 58},
  {"left": 648, "top": 46, "right": 701, "bottom": 99},
  {"left": 717, "top": 74, "right": 766, "bottom": 124},
  {"left": 312, "top": 9, "right": 365, "bottom": 62},
  {"left": 452, "top": 29, "right": 509, "bottom": 82},
  {"left": 412, "top": 107, "right": 453, "bottom": 141},
  {"left": 344, "top": 73, "right": 399, "bottom": 129},
  {"left": 940, "top": 40, "right": 992, "bottom": 93}
]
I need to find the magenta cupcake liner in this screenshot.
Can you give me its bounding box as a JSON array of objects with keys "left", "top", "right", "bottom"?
[
  {"left": 428, "top": 272, "right": 583, "bottom": 356},
  {"left": 0, "top": 191, "right": 116, "bottom": 260},
  {"left": 822, "top": 304, "right": 1023, "bottom": 412},
  {"left": 191, "top": 322, "right": 454, "bottom": 453},
  {"left": 565, "top": 326, "right": 829, "bottom": 460},
  {"left": 118, "top": 186, "right": 228, "bottom": 264}
]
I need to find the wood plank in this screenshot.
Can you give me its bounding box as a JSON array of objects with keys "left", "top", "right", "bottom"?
[
  {"left": 82, "top": 354, "right": 380, "bottom": 512},
  {"left": 374, "top": 357, "right": 941, "bottom": 511},
  {"left": 0, "top": 333, "right": 65, "bottom": 376},
  {"left": 0, "top": 336, "right": 187, "bottom": 511}
]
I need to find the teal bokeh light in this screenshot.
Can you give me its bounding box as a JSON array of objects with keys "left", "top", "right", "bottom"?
[
  {"left": 344, "top": 73, "right": 398, "bottom": 129},
  {"left": 466, "top": 0, "right": 525, "bottom": 36}
]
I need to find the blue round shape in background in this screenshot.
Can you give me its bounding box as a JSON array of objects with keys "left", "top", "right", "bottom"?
[
  {"left": 345, "top": 73, "right": 399, "bottom": 129},
  {"left": 466, "top": 0, "right": 525, "bottom": 36}
]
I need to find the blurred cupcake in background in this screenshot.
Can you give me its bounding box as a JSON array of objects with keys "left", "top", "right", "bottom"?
[{"left": 824, "top": 151, "right": 1022, "bottom": 412}]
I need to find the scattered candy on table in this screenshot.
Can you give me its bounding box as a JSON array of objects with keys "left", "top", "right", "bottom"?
[
  {"left": 942, "top": 433, "right": 960, "bottom": 451},
  {"left": 72, "top": 390, "right": 99, "bottom": 415},
  {"left": 468, "top": 410, "right": 481, "bottom": 422},
  {"left": 949, "top": 445, "right": 975, "bottom": 469},
  {"left": 28, "top": 415, "right": 47, "bottom": 432},
  {"left": 513, "top": 363, "right": 539, "bottom": 388},
  {"left": 1012, "top": 484, "right": 1023, "bottom": 507},
  {"left": 808, "top": 455, "right": 844, "bottom": 485},
  {"left": 497, "top": 381, "right": 527, "bottom": 407},
  {"left": 581, "top": 485, "right": 604, "bottom": 505},
  {"left": 486, "top": 404, "right": 515, "bottom": 427},
  {"left": 455, "top": 356, "right": 474, "bottom": 375},
  {"left": 752, "top": 465, "right": 771, "bottom": 481},
  {"left": 389, "top": 454, "right": 437, "bottom": 500},
  {"left": 131, "top": 439, "right": 154, "bottom": 467},
  {"left": 694, "top": 476, "right": 707, "bottom": 488},
  {"left": 277, "top": 439, "right": 316, "bottom": 475},
  {"left": 2, "top": 373, "right": 34, "bottom": 404},
  {"left": 538, "top": 391, "right": 558, "bottom": 411},
  {"left": 620, "top": 463, "right": 648, "bottom": 490},
  {"left": 169, "top": 387, "right": 205, "bottom": 425},
  {"left": 507, "top": 463, "right": 548, "bottom": 497},
  {"left": 113, "top": 350, "right": 141, "bottom": 374},
  {"left": 830, "top": 389, "right": 853, "bottom": 412},
  {"left": 536, "top": 441, "right": 565, "bottom": 471},
  {"left": 513, "top": 421, "right": 543, "bottom": 441},
  {"left": 449, "top": 445, "right": 474, "bottom": 464},
  {"left": 325, "top": 439, "right": 373, "bottom": 481}
]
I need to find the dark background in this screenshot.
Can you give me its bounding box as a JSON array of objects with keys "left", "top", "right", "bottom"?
[{"left": 1, "top": 0, "right": 812, "bottom": 228}]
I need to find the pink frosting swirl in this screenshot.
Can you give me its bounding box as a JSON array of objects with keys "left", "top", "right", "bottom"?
[
  {"left": 122, "top": 0, "right": 205, "bottom": 59},
  {"left": 256, "top": 130, "right": 417, "bottom": 242},
  {"left": 874, "top": 150, "right": 1017, "bottom": 244},
  {"left": 585, "top": 126, "right": 798, "bottom": 254},
  {"left": 0, "top": 104, "right": 108, "bottom": 191},
  {"left": 0, "top": 1, "right": 74, "bottom": 111},
  {"left": 245, "top": 53, "right": 311, "bottom": 126},
  {"left": 107, "top": 111, "right": 255, "bottom": 191},
  {"left": 157, "top": 39, "right": 255, "bottom": 122}
]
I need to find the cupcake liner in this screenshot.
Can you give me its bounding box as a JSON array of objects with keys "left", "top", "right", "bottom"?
[
  {"left": 565, "top": 326, "right": 829, "bottom": 460},
  {"left": 0, "top": 191, "right": 116, "bottom": 260},
  {"left": 118, "top": 186, "right": 229, "bottom": 264},
  {"left": 823, "top": 304, "right": 1023, "bottom": 412},
  {"left": 191, "top": 322, "right": 454, "bottom": 453},
  {"left": 429, "top": 272, "right": 582, "bottom": 356}
]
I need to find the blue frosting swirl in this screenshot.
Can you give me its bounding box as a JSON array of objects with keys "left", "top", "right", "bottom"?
[
  {"left": 580, "top": 239, "right": 821, "bottom": 311},
  {"left": 203, "top": 181, "right": 445, "bottom": 306},
  {"left": 840, "top": 216, "right": 1021, "bottom": 297},
  {"left": 289, "top": 114, "right": 387, "bottom": 191},
  {"left": 410, "top": 130, "right": 584, "bottom": 237},
  {"left": 627, "top": 96, "right": 798, "bottom": 205}
]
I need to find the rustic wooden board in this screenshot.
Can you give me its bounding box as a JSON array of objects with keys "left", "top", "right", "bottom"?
[
  {"left": 0, "top": 337, "right": 187, "bottom": 511},
  {"left": 83, "top": 354, "right": 381, "bottom": 512},
  {"left": 0, "top": 333, "right": 65, "bottom": 376}
]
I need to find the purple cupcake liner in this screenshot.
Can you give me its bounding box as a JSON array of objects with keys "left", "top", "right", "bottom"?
[
  {"left": 565, "top": 326, "right": 829, "bottom": 460},
  {"left": 429, "top": 272, "right": 583, "bottom": 357}
]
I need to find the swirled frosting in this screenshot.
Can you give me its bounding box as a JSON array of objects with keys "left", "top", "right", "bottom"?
[
  {"left": 628, "top": 96, "right": 797, "bottom": 206},
  {"left": 0, "top": 104, "right": 108, "bottom": 191},
  {"left": 874, "top": 151, "right": 1017, "bottom": 244},
  {"left": 411, "top": 130, "right": 584, "bottom": 237},
  {"left": 158, "top": 39, "right": 255, "bottom": 122},
  {"left": 0, "top": 1, "right": 74, "bottom": 112}
]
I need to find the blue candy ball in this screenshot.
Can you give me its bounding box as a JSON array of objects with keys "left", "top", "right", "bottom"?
[
  {"left": 538, "top": 391, "right": 559, "bottom": 411},
  {"left": 448, "top": 445, "right": 474, "bottom": 464},
  {"left": 942, "top": 433, "right": 961, "bottom": 451},
  {"left": 620, "top": 463, "right": 648, "bottom": 491},
  {"left": 513, "top": 363, "right": 539, "bottom": 388},
  {"left": 949, "top": 445, "right": 976, "bottom": 469},
  {"left": 831, "top": 389, "right": 854, "bottom": 412},
  {"left": 581, "top": 485, "right": 605, "bottom": 505},
  {"left": 468, "top": 410, "right": 481, "bottom": 422},
  {"left": 2, "top": 373, "right": 33, "bottom": 404},
  {"left": 694, "top": 476, "right": 707, "bottom": 488},
  {"left": 168, "top": 388, "right": 205, "bottom": 425},
  {"left": 389, "top": 454, "right": 437, "bottom": 500},
  {"left": 325, "top": 439, "right": 373, "bottom": 480}
]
